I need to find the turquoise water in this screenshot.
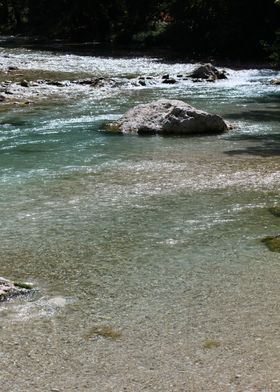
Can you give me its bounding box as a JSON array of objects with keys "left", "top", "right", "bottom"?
[{"left": 1, "top": 48, "right": 280, "bottom": 391}]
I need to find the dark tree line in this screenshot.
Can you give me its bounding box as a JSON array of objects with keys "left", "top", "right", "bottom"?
[{"left": 0, "top": 0, "right": 280, "bottom": 61}]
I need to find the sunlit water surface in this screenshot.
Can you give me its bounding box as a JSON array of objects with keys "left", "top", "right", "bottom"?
[{"left": 1, "top": 47, "right": 280, "bottom": 391}]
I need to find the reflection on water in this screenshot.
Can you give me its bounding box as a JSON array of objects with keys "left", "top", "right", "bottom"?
[{"left": 1, "top": 47, "right": 280, "bottom": 391}]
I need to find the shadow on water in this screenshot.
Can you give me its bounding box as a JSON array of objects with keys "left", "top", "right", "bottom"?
[{"left": 224, "top": 134, "right": 280, "bottom": 157}]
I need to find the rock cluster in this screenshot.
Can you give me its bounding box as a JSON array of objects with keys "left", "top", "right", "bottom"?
[
  {"left": 0, "top": 63, "right": 228, "bottom": 105},
  {"left": 134, "top": 64, "right": 227, "bottom": 86},
  {"left": 107, "top": 99, "right": 229, "bottom": 136}
]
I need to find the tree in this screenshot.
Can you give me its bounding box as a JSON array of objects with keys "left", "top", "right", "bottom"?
[{"left": 264, "top": 0, "right": 280, "bottom": 66}]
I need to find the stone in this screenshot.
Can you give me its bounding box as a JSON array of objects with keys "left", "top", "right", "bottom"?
[
  {"left": 46, "top": 80, "right": 65, "bottom": 87},
  {"left": 268, "top": 207, "right": 280, "bottom": 217},
  {"left": 107, "top": 99, "right": 229, "bottom": 136},
  {"left": 189, "top": 63, "right": 227, "bottom": 81},
  {"left": 261, "top": 235, "right": 280, "bottom": 252},
  {"left": 7, "top": 66, "right": 19, "bottom": 71},
  {"left": 271, "top": 79, "right": 280, "bottom": 85},
  {"left": 0, "top": 277, "right": 33, "bottom": 301},
  {"left": 138, "top": 79, "right": 146, "bottom": 86},
  {"left": 20, "top": 79, "right": 29, "bottom": 87},
  {"left": 162, "top": 78, "right": 177, "bottom": 84},
  {"left": 75, "top": 77, "right": 115, "bottom": 88}
]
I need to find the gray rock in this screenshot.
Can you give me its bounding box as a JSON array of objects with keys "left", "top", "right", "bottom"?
[
  {"left": 75, "top": 77, "right": 116, "bottom": 88},
  {"left": 46, "top": 80, "right": 65, "bottom": 87},
  {"left": 107, "top": 99, "right": 229, "bottom": 135},
  {"left": 138, "top": 79, "right": 146, "bottom": 86},
  {"left": 271, "top": 79, "right": 280, "bottom": 85},
  {"left": 7, "top": 66, "right": 19, "bottom": 71},
  {"left": 20, "top": 79, "right": 29, "bottom": 87},
  {"left": 0, "top": 277, "right": 33, "bottom": 301},
  {"left": 162, "top": 78, "right": 177, "bottom": 84},
  {"left": 189, "top": 63, "right": 227, "bottom": 81}
]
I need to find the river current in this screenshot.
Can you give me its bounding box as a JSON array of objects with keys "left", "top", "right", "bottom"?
[{"left": 1, "top": 47, "right": 280, "bottom": 391}]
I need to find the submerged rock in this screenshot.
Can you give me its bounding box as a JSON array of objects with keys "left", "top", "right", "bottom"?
[
  {"left": 261, "top": 235, "right": 280, "bottom": 252},
  {"left": 0, "top": 277, "right": 33, "bottom": 301},
  {"left": 268, "top": 207, "right": 280, "bottom": 217},
  {"left": 189, "top": 63, "right": 227, "bottom": 81},
  {"left": 107, "top": 99, "right": 229, "bottom": 135}
]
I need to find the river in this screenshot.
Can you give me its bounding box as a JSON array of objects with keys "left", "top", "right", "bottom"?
[{"left": 1, "top": 46, "right": 280, "bottom": 391}]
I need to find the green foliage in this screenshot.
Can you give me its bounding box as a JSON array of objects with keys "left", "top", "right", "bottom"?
[
  {"left": 265, "top": 0, "right": 280, "bottom": 66},
  {"left": 0, "top": 0, "right": 280, "bottom": 60}
]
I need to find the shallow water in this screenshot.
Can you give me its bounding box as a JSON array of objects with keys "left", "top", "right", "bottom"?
[{"left": 1, "top": 47, "right": 280, "bottom": 391}]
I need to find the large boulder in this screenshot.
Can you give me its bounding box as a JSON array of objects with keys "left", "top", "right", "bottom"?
[
  {"left": 189, "top": 63, "right": 227, "bottom": 81},
  {"left": 0, "top": 276, "right": 33, "bottom": 301},
  {"left": 107, "top": 99, "right": 229, "bottom": 135}
]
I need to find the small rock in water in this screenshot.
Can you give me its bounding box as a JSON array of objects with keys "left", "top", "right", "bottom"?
[
  {"left": 138, "top": 79, "right": 146, "bottom": 86},
  {"left": 75, "top": 77, "right": 115, "bottom": 88},
  {"left": 162, "top": 78, "right": 177, "bottom": 84},
  {"left": 189, "top": 63, "right": 227, "bottom": 81},
  {"left": 7, "top": 66, "right": 19, "bottom": 71},
  {"left": 0, "top": 277, "right": 33, "bottom": 301},
  {"left": 271, "top": 79, "right": 280, "bottom": 85},
  {"left": 268, "top": 207, "right": 280, "bottom": 217},
  {"left": 261, "top": 235, "right": 280, "bottom": 252},
  {"left": 20, "top": 79, "right": 29, "bottom": 87},
  {"left": 46, "top": 80, "right": 65, "bottom": 87}
]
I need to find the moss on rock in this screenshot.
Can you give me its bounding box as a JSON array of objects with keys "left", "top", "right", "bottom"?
[
  {"left": 261, "top": 235, "right": 280, "bottom": 252},
  {"left": 202, "top": 339, "right": 221, "bottom": 349},
  {"left": 0, "top": 277, "right": 33, "bottom": 301},
  {"left": 268, "top": 207, "right": 280, "bottom": 217},
  {"left": 83, "top": 325, "right": 122, "bottom": 340}
]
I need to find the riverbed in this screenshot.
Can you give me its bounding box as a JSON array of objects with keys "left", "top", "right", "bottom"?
[{"left": 1, "top": 46, "right": 280, "bottom": 392}]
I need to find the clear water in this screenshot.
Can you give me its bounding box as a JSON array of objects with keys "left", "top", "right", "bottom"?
[{"left": 1, "top": 47, "right": 280, "bottom": 391}]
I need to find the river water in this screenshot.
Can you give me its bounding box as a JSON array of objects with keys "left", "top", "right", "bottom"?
[{"left": 1, "top": 47, "right": 280, "bottom": 391}]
